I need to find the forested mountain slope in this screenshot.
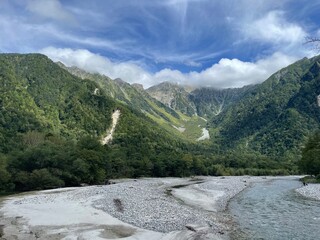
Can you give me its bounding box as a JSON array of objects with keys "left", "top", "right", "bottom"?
[
  {"left": 58, "top": 64, "right": 180, "bottom": 120},
  {"left": 60, "top": 64, "right": 207, "bottom": 141},
  {"left": 0, "top": 54, "right": 216, "bottom": 192},
  {"left": 211, "top": 56, "right": 320, "bottom": 158},
  {"left": 0, "top": 53, "right": 116, "bottom": 153}
]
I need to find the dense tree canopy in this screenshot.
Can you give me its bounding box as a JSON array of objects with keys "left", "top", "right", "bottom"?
[{"left": 298, "top": 131, "right": 320, "bottom": 176}]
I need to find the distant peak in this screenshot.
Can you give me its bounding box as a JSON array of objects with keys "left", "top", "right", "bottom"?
[
  {"left": 56, "top": 61, "right": 66, "bottom": 68},
  {"left": 147, "top": 81, "right": 186, "bottom": 92},
  {"left": 114, "top": 78, "right": 125, "bottom": 83},
  {"left": 132, "top": 83, "right": 144, "bottom": 91}
]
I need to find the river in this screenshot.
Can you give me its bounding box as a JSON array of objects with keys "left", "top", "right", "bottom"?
[{"left": 229, "top": 178, "right": 320, "bottom": 240}]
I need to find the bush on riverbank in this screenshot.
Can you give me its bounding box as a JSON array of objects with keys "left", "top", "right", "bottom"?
[
  {"left": 298, "top": 131, "right": 320, "bottom": 177},
  {"left": 300, "top": 175, "right": 320, "bottom": 184}
]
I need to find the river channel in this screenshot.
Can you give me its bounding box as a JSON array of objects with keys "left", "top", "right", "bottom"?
[{"left": 229, "top": 178, "right": 320, "bottom": 239}]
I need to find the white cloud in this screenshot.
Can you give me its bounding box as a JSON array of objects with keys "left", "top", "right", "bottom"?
[
  {"left": 188, "top": 52, "right": 298, "bottom": 88},
  {"left": 41, "top": 47, "right": 154, "bottom": 87},
  {"left": 41, "top": 47, "right": 298, "bottom": 89},
  {"left": 245, "top": 11, "right": 306, "bottom": 45},
  {"left": 153, "top": 52, "right": 298, "bottom": 88},
  {"left": 26, "top": 0, "right": 74, "bottom": 22}
]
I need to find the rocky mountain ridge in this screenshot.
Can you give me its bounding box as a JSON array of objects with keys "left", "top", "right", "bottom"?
[{"left": 147, "top": 81, "right": 254, "bottom": 118}]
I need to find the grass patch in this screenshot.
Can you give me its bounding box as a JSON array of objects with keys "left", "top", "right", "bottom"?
[
  {"left": 0, "top": 191, "right": 20, "bottom": 197},
  {"left": 182, "top": 116, "right": 206, "bottom": 140},
  {"left": 300, "top": 175, "right": 320, "bottom": 184}
]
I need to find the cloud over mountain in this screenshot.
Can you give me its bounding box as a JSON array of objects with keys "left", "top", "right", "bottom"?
[{"left": 42, "top": 47, "right": 298, "bottom": 89}]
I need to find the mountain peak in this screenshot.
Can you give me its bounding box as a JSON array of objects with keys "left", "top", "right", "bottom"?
[
  {"left": 146, "top": 81, "right": 196, "bottom": 115},
  {"left": 132, "top": 83, "right": 144, "bottom": 91},
  {"left": 114, "top": 78, "right": 128, "bottom": 86},
  {"left": 309, "top": 61, "right": 320, "bottom": 76}
]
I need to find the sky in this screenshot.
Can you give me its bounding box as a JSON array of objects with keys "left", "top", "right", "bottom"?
[{"left": 1, "top": 0, "right": 320, "bottom": 89}]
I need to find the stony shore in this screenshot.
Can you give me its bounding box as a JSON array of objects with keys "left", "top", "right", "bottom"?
[
  {"left": 296, "top": 183, "right": 320, "bottom": 200},
  {"left": 0, "top": 176, "right": 295, "bottom": 240}
]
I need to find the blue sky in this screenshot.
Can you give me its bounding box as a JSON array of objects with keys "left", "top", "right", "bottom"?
[{"left": 1, "top": 0, "right": 320, "bottom": 88}]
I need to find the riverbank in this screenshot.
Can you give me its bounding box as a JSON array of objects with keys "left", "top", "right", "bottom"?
[
  {"left": 0, "top": 176, "right": 287, "bottom": 240},
  {"left": 230, "top": 177, "right": 320, "bottom": 240},
  {"left": 296, "top": 184, "right": 320, "bottom": 200}
]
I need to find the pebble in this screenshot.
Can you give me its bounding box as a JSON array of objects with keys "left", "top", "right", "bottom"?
[
  {"left": 10, "top": 177, "right": 267, "bottom": 234},
  {"left": 296, "top": 184, "right": 320, "bottom": 200}
]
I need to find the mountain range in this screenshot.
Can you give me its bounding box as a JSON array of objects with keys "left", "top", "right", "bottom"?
[
  {"left": 139, "top": 57, "right": 320, "bottom": 158},
  {"left": 1, "top": 53, "right": 320, "bottom": 191}
]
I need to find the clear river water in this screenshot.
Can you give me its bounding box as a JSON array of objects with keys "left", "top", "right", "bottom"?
[{"left": 229, "top": 178, "right": 320, "bottom": 240}]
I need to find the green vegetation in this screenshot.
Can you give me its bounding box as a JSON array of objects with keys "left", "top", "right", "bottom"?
[
  {"left": 0, "top": 53, "right": 116, "bottom": 152},
  {"left": 300, "top": 175, "right": 320, "bottom": 184},
  {"left": 182, "top": 116, "right": 207, "bottom": 140},
  {"left": 298, "top": 131, "right": 320, "bottom": 177},
  {"left": 210, "top": 56, "right": 320, "bottom": 159},
  {"left": 61, "top": 64, "right": 205, "bottom": 142},
  {"left": 1, "top": 53, "right": 319, "bottom": 194}
]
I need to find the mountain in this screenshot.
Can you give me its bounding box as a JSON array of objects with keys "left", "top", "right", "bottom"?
[
  {"left": 60, "top": 56, "right": 320, "bottom": 159},
  {"left": 4, "top": 53, "right": 320, "bottom": 188},
  {"left": 0, "top": 54, "right": 117, "bottom": 153},
  {"left": 146, "top": 81, "right": 253, "bottom": 118},
  {"left": 0, "top": 53, "right": 303, "bottom": 193},
  {"left": 0, "top": 53, "right": 206, "bottom": 152},
  {"left": 146, "top": 82, "right": 197, "bottom": 116},
  {"left": 1, "top": 53, "right": 226, "bottom": 191},
  {"left": 145, "top": 56, "right": 320, "bottom": 159},
  {"left": 189, "top": 86, "right": 254, "bottom": 118},
  {"left": 60, "top": 65, "right": 207, "bottom": 141},
  {"left": 211, "top": 56, "right": 320, "bottom": 158}
]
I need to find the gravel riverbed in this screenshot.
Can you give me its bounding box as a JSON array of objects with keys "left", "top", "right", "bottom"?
[
  {"left": 92, "top": 177, "right": 263, "bottom": 233},
  {"left": 0, "top": 176, "right": 290, "bottom": 240},
  {"left": 93, "top": 178, "right": 220, "bottom": 232}
]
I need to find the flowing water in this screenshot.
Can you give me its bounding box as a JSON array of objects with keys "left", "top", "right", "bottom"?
[{"left": 229, "top": 178, "right": 320, "bottom": 240}]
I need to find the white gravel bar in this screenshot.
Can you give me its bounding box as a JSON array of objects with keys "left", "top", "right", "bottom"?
[
  {"left": 0, "top": 176, "right": 276, "bottom": 240},
  {"left": 296, "top": 184, "right": 320, "bottom": 200}
]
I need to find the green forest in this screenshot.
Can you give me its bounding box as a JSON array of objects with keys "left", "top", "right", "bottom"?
[{"left": 0, "top": 53, "right": 319, "bottom": 194}]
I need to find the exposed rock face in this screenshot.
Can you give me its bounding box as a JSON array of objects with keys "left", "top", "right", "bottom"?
[
  {"left": 189, "top": 86, "right": 253, "bottom": 118},
  {"left": 317, "top": 95, "right": 320, "bottom": 107},
  {"left": 114, "top": 78, "right": 129, "bottom": 86},
  {"left": 146, "top": 82, "right": 197, "bottom": 116},
  {"left": 147, "top": 82, "right": 253, "bottom": 118}
]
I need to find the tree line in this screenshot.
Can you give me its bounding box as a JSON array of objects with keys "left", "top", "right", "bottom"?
[{"left": 0, "top": 129, "right": 299, "bottom": 194}]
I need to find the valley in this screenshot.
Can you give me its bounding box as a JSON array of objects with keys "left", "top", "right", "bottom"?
[
  {"left": 2, "top": 1, "right": 320, "bottom": 239},
  {"left": 1, "top": 53, "right": 320, "bottom": 196}
]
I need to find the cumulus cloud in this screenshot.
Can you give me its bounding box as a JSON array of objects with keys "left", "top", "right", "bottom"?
[
  {"left": 26, "top": 0, "right": 75, "bottom": 22},
  {"left": 188, "top": 52, "right": 298, "bottom": 88},
  {"left": 41, "top": 47, "right": 154, "bottom": 87},
  {"left": 245, "top": 11, "right": 306, "bottom": 45},
  {"left": 41, "top": 47, "right": 298, "bottom": 89}
]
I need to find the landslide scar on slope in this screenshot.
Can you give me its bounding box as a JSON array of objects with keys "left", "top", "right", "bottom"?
[{"left": 101, "top": 110, "right": 120, "bottom": 145}]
